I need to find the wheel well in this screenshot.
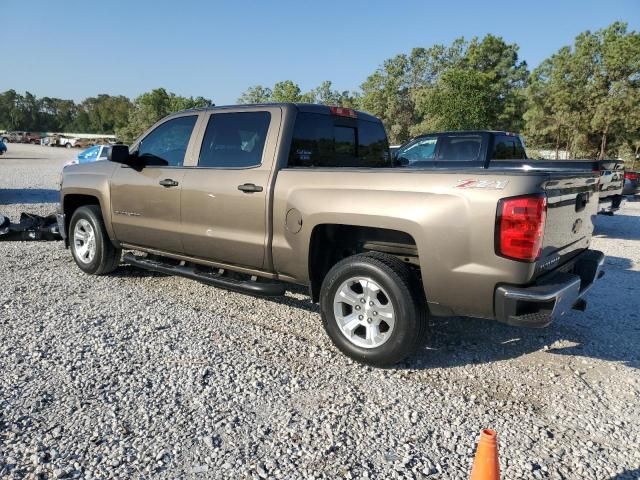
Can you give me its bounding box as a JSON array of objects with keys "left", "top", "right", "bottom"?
[
  {"left": 63, "top": 194, "right": 100, "bottom": 234},
  {"left": 308, "top": 224, "right": 419, "bottom": 302}
]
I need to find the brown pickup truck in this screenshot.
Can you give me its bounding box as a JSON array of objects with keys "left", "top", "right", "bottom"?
[{"left": 58, "top": 104, "right": 605, "bottom": 366}]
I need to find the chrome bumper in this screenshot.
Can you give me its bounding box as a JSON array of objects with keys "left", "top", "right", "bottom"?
[{"left": 494, "top": 250, "right": 605, "bottom": 328}]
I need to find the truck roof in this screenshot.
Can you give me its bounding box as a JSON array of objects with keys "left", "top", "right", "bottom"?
[
  {"left": 411, "top": 130, "right": 521, "bottom": 137},
  {"left": 177, "top": 103, "right": 381, "bottom": 123}
]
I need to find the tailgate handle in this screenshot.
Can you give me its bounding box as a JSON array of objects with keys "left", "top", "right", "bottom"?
[{"left": 575, "top": 192, "right": 589, "bottom": 212}]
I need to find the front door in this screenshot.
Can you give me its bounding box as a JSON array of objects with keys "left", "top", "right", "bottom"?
[
  {"left": 110, "top": 114, "right": 201, "bottom": 253},
  {"left": 180, "top": 108, "right": 281, "bottom": 269}
]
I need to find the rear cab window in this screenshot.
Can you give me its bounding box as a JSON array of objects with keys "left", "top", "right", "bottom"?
[
  {"left": 491, "top": 134, "right": 527, "bottom": 160},
  {"left": 288, "top": 111, "right": 390, "bottom": 168}
]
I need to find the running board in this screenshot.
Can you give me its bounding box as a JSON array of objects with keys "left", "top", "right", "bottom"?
[{"left": 123, "top": 253, "right": 287, "bottom": 297}]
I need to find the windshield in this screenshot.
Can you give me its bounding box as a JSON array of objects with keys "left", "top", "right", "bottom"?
[{"left": 78, "top": 145, "right": 101, "bottom": 163}]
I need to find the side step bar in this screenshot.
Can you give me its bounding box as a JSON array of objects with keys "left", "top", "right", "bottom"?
[{"left": 123, "top": 253, "right": 287, "bottom": 297}]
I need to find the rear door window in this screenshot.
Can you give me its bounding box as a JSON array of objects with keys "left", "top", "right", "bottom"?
[
  {"left": 198, "top": 112, "right": 271, "bottom": 168},
  {"left": 288, "top": 113, "right": 390, "bottom": 168}
]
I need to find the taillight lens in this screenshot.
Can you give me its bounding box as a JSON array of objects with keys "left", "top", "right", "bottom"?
[
  {"left": 496, "top": 195, "right": 547, "bottom": 262},
  {"left": 625, "top": 171, "right": 638, "bottom": 181}
]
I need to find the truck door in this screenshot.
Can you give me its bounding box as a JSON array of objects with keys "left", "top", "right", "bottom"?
[
  {"left": 180, "top": 107, "right": 282, "bottom": 269},
  {"left": 110, "top": 113, "right": 202, "bottom": 253}
]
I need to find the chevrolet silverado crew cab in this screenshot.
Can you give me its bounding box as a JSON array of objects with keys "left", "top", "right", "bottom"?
[{"left": 58, "top": 104, "right": 605, "bottom": 366}]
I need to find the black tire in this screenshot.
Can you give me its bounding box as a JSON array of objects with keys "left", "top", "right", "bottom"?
[
  {"left": 320, "top": 252, "right": 428, "bottom": 367},
  {"left": 69, "top": 205, "right": 121, "bottom": 275}
]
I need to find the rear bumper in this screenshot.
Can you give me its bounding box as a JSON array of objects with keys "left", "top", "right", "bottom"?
[{"left": 494, "top": 249, "right": 604, "bottom": 328}]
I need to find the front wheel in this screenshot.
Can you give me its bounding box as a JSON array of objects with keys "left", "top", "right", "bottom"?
[
  {"left": 69, "top": 205, "right": 121, "bottom": 275},
  {"left": 320, "top": 252, "right": 428, "bottom": 367}
]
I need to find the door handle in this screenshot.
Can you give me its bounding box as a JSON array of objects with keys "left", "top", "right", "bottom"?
[
  {"left": 159, "top": 178, "right": 179, "bottom": 188},
  {"left": 237, "top": 183, "right": 263, "bottom": 193}
]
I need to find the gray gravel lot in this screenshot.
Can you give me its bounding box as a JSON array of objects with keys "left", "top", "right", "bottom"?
[{"left": 1, "top": 144, "right": 639, "bottom": 479}]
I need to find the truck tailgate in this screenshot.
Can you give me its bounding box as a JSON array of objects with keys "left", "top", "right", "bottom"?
[{"left": 537, "top": 172, "right": 599, "bottom": 274}]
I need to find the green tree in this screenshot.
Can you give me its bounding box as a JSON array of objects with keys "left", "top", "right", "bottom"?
[
  {"left": 116, "top": 88, "right": 212, "bottom": 144},
  {"left": 239, "top": 80, "right": 359, "bottom": 107},
  {"left": 524, "top": 47, "right": 579, "bottom": 158},
  {"left": 360, "top": 54, "right": 415, "bottom": 143},
  {"left": 271, "top": 80, "right": 305, "bottom": 102},
  {"left": 0, "top": 90, "right": 25, "bottom": 130},
  {"left": 411, "top": 35, "right": 527, "bottom": 137},
  {"left": 78, "top": 94, "right": 132, "bottom": 133},
  {"left": 238, "top": 85, "right": 272, "bottom": 104},
  {"left": 360, "top": 36, "right": 527, "bottom": 143},
  {"left": 524, "top": 22, "right": 640, "bottom": 159}
]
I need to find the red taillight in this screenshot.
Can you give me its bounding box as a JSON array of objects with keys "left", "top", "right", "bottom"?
[
  {"left": 329, "top": 106, "right": 357, "bottom": 118},
  {"left": 625, "top": 171, "right": 638, "bottom": 181},
  {"left": 496, "top": 195, "right": 547, "bottom": 262}
]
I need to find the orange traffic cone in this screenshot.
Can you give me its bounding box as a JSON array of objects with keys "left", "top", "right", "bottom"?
[{"left": 470, "top": 429, "right": 500, "bottom": 480}]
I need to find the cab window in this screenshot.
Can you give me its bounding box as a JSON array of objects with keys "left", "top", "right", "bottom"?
[
  {"left": 198, "top": 112, "right": 271, "bottom": 168},
  {"left": 138, "top": 115, "right": 197, "bottom": 167},
  {"left": 288, "top": 113, "right": 390, "bottom": 168},
  {"left": 492, "top": 135, "right": 527, "bottom": 159}
]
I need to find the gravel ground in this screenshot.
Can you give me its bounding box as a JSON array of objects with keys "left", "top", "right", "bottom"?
[{"left": 1, "top": 144, "right": 639, "bottom": 479}]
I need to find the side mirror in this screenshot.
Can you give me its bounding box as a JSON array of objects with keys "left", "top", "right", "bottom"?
[{"left": 109, "top": 144, "right": 131, "bottom": 164}]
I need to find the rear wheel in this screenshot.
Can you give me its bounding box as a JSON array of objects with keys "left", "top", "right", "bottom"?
[
  {"left": 320, "top": 252, "right": 428, "bottom": 367},
  {"left": 69, "top": 205, "right": 121, "bottom": 275}
]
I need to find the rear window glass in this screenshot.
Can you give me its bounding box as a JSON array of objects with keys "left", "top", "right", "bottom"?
[
  {"left": 492, "top": 135, "right": 526, "bottom": 159},
  {"left": 288, "top": 112, "right": 390, "bottom": 168}
]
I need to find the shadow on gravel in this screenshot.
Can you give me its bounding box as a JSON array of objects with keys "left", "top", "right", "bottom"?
[
  {"left": 607, "top": 468, "right": 640, "bottom": 480},
  {"left": 593, "top": 211, "right": 640, "bottom": 241},
  {"left": 0, "top": 188, "right": 59, "bottom": 204}
]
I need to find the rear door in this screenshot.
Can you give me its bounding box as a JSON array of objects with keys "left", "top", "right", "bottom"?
[
  {"left": 180, "top": 107, "right": 282, "bottom": 269},
  {"left": 110, "top": 113, "right": 202, "bottom": 253}
]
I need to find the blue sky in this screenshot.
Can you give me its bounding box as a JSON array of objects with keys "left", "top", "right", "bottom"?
[{"left": 2, "top": 0, "right": 638, "bottom": 105}]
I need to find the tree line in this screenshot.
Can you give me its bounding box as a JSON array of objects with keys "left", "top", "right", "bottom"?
[
  {"left": 1, "top": 22, "right": 637, "bottom": 160},
  {"left": 0, "top": 88, "right": 211, "bottom": 144},
  {"left": 239, "top": 22, "right": 639, "bottom": 161}
]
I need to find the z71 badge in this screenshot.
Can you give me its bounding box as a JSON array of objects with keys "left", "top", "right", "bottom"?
[{"left": 455, "top": 179, "right": 509, "bottom": 190}]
